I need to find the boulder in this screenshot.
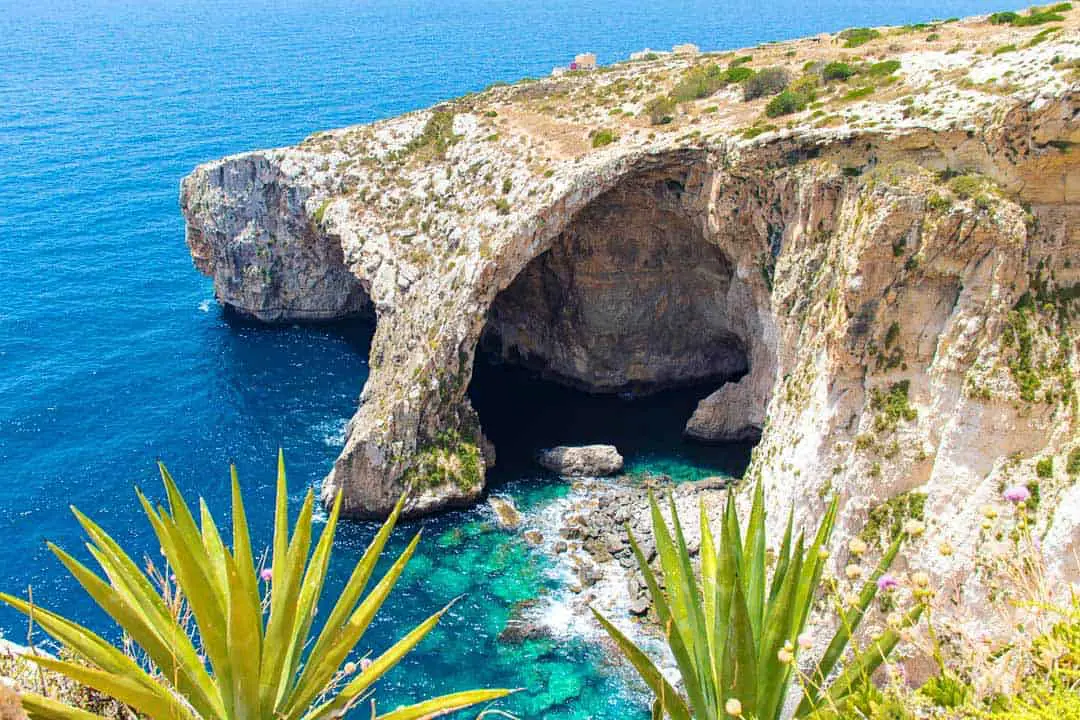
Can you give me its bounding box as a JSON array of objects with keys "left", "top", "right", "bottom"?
[
  {"left": 487, "top": 495, "right": 522, "bottom": 530},
  {"left": 537, "top": 445, "right": 624, "bottom": 477}
]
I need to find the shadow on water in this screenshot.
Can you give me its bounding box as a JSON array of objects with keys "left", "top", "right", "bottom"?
[{"left": 469, "top": 352, "right": 757, "bottom": 488}]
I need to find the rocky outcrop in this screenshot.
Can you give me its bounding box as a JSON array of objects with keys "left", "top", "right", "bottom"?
[
  {"left": 537, "top": 445, "right": 624, "bottom": 477},
  {"left": 181, "top": 9, "right": 1078, "bottom": 552}
]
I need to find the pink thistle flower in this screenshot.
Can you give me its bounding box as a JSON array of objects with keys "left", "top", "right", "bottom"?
[
  {"left": 260, "top": 567, "right": 273, "bottom": 582},
  {"left": 877, "top": 574, "right": 899, "bottom": 592},
  {"left": 360, "top": 657, "right": 373, "bottom": 671},
  {"left": 1003, "top": 486, "right": 1031, "bottom": 504}
]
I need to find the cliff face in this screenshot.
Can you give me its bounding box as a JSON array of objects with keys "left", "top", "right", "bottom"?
[{"left": 179, "top": 8, "right": 1079, "bottom": 600}]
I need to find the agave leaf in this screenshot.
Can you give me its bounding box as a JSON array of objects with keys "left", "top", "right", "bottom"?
[
  {"left": 19, "top": 691, "right": 109, "bottom": 720},
  {"left": 795, "top": 530, "right": 902, "bottom": 717},
  {"left": 793, "top": 498, "right": 838, "bottom": 637},
  {"left": 260, "top": 490, "right": 315, "bottom": 715},
  {"left": 303, "top": 494, "right": 408, "bottom": 665},
  {"left": 283, "top": 531, "right": 423, "bottom": 719},
  {"left": 199, "top": 499, "right": 231, "bottom": 600},
  {"left": 698, "top": 500, "right": 721, "bottom": 690},
  {"left": 137, "top": 489, "right": 234, "bottom": 714},
  {"left": 768, "top": 506, "right": 795, "bottom": 605},
  {"left": 627, "top": 527, "right": 672, "bottom": 628},
  {"left": 311, "top": 600, "right": 454, "bottom": 718},
  {"left": 69, "top": 507, "right": 192, "bottom": 653},
  {"left": 647, "top": 496, "right": 711, "bottom": 717},
  {"left": 373, "top": 689, "right": 515, "bottom": 720},
  {"left": 591, "top": 609, "right": 693, "bottom": 720},
  {"left": 650, "top": 494, "right": 691, "bottom": 644},
  {"left": 724, "top": 576, "right": 760, "bottom": 719},
  {"left": 72, "top": 509, "right": 222, "bottom": 713},
  {"left": 743, "top": 481, "right": 767, "bottom": 647},
  {"left": 47, "top": 544, "right": 224, "bottom": 719},
  {"left": 755, "top": 535, "right": 804, "bottom": 720},
  {"left": 228, "top": 465, "right": 263, "bottom": 656},
  {"left": 273, "top": 491, "right": 344, "bottom": 714},
  {"left": 823, "top": 604, "right": 925, "bottom": 706},
  {"left": 665, "top": 494, "right": 716, "bottom": 719},
  {"left": 29, "top": 655, "right": 196, "bottom": 720},
  {"left": 226, "top": 551, "right": 264, "bottom": 720}
]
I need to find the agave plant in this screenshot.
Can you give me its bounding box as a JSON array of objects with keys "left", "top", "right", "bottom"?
[
  {"left": 1, "top": 453, "right": 511, "bottom": 720},
  {"left": 593, "top": 482, "right": 922, "bottom": 720}
]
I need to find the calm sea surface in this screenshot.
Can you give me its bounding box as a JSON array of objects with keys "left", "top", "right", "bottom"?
[{"left": 0, "top": 0, "right": 1016, "bottom": 716}]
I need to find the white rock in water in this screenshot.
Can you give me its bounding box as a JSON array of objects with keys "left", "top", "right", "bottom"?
[{"left": 537, "top": 445, "right": 623, "bottom": 477}]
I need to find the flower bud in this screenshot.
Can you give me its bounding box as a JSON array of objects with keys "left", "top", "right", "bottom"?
[
  {"left": 938, "top": 541, "right": 954, "bottom": 557},
  {"left": 798, "top": 633, "right": 814, "bottom": 650},
  {"left": 725, "top": 698, "right": 743, "bottom": 716},
  {"left": 845, "top": 564, "right": 863, "bottom": 580},
  {"left": 778, "top": 648, "right": 794, "bottom": 664},
  {"left": 848, "top": 538, "right": 868, "bottom": 556},
  {"left": 911, "top": 571, "right": 930, "bottom": 588}
]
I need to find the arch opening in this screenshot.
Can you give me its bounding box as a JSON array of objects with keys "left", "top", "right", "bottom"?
[{"left": 471, "top": 160, "right": 766, "bottom": 480}]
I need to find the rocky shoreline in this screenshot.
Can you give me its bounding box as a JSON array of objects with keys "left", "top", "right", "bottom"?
[{"left": 492, "top": 467, "right": 736, "bottom": 682}]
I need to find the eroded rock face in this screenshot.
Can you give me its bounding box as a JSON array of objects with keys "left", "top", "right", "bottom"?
[
  {"left": 537, "top": 445, "right": 625, "bottom": 477},
  {"left": 483, "top": 162, "right": 748, "bottom": 393},
  {"left": 180, "top": 152, "right": 371, "bottom": 322}
]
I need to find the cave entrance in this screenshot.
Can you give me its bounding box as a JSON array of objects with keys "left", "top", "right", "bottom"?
[{"left": 470, "top": 159, "right": 760, "bottom": 484}]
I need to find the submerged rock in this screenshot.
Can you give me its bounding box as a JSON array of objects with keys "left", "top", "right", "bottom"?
[
  {"left": 537, "top": 445, "right": 624, "bottom": 477},
  {"left": 488, "top": 495, "right": 522, "bottom": 530}
]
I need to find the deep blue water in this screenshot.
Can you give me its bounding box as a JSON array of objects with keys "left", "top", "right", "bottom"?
[{"left": 0, "top": 0, "right": 1020, "bottom": 716}]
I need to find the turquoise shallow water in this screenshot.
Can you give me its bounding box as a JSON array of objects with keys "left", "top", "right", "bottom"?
[{"left": 0, "top": 0, "right": 1024, "bottom": 716}]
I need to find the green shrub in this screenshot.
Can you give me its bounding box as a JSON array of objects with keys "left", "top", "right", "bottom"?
[
  {"left": 723, "top": 65, "right": 755, "bottom": 83},
  {"left": 644, "top": 95, "right": 677, "bottom": 124},
  {"left": 842, "top": 86, "right": 875, "bottom": 101},
  {"left": 405, "top": 110, "right": 459, "bottom": 160},
  {"left": 591, "top": 128, "right": 617, "bottom": 147},
  {"left": 1036, "top": 456, "right": 1054, "bottom": 478},
  {"left": 742, "top": 124, "right": 778, "bottom": 139},
  {"left": 840, "top": 28, "right": 881, "bottom": 47},
  {"left": 990, "top": 5, "right": 1068, "bottom": 25},
  {"left": 823, "top": 61, "right": 856, "bottom": 81},
  {"left": 494, "top": 197, "right": 511, "bottom": 215},
  {"left": 0, "top": 456, "right": 511, "bottom": 720},
  {"left": 1069, "top": 447, "right": 1080, "bottom": 476},
  {"left": 501, "top": 177, "right": 512, "bottom": 194},
  {"left": 866, "top": 59, "right": 901, "bottom": 77},
  {"left": 766, "top": 89, "right": 808, "bottom": 117},
  {"left": 730, "top": 54, "right": 754, "bottom": 66},
  {"left": 994, "top": 44, "right": 1018, "bottom": 56},
  {"left": 744, "top": 66, "right": 791, "bottom": 100},
  {"left": 871, "top": 380, "right": 917, "bottom": 432},
  {"left": 594, "top": 483, "right": 921, "bottom": 720}
]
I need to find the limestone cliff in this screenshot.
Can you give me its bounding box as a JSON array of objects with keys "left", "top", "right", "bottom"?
[{"left": 179, "top": 4, "right": 1079, "bottom": 603}]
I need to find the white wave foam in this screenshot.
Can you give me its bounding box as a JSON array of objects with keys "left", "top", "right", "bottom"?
[{"left": 314, "top": 417, "right": 349, "bottom": 447}]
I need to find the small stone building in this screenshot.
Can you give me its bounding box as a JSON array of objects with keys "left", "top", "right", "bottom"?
[{"left": 573, "top": 53, "right": 597, "bottom": 70}]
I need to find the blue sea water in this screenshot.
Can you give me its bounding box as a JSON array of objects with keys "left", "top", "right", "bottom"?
[{"left": 0, "top": 0, "right": 1021, "bottom": 716}]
